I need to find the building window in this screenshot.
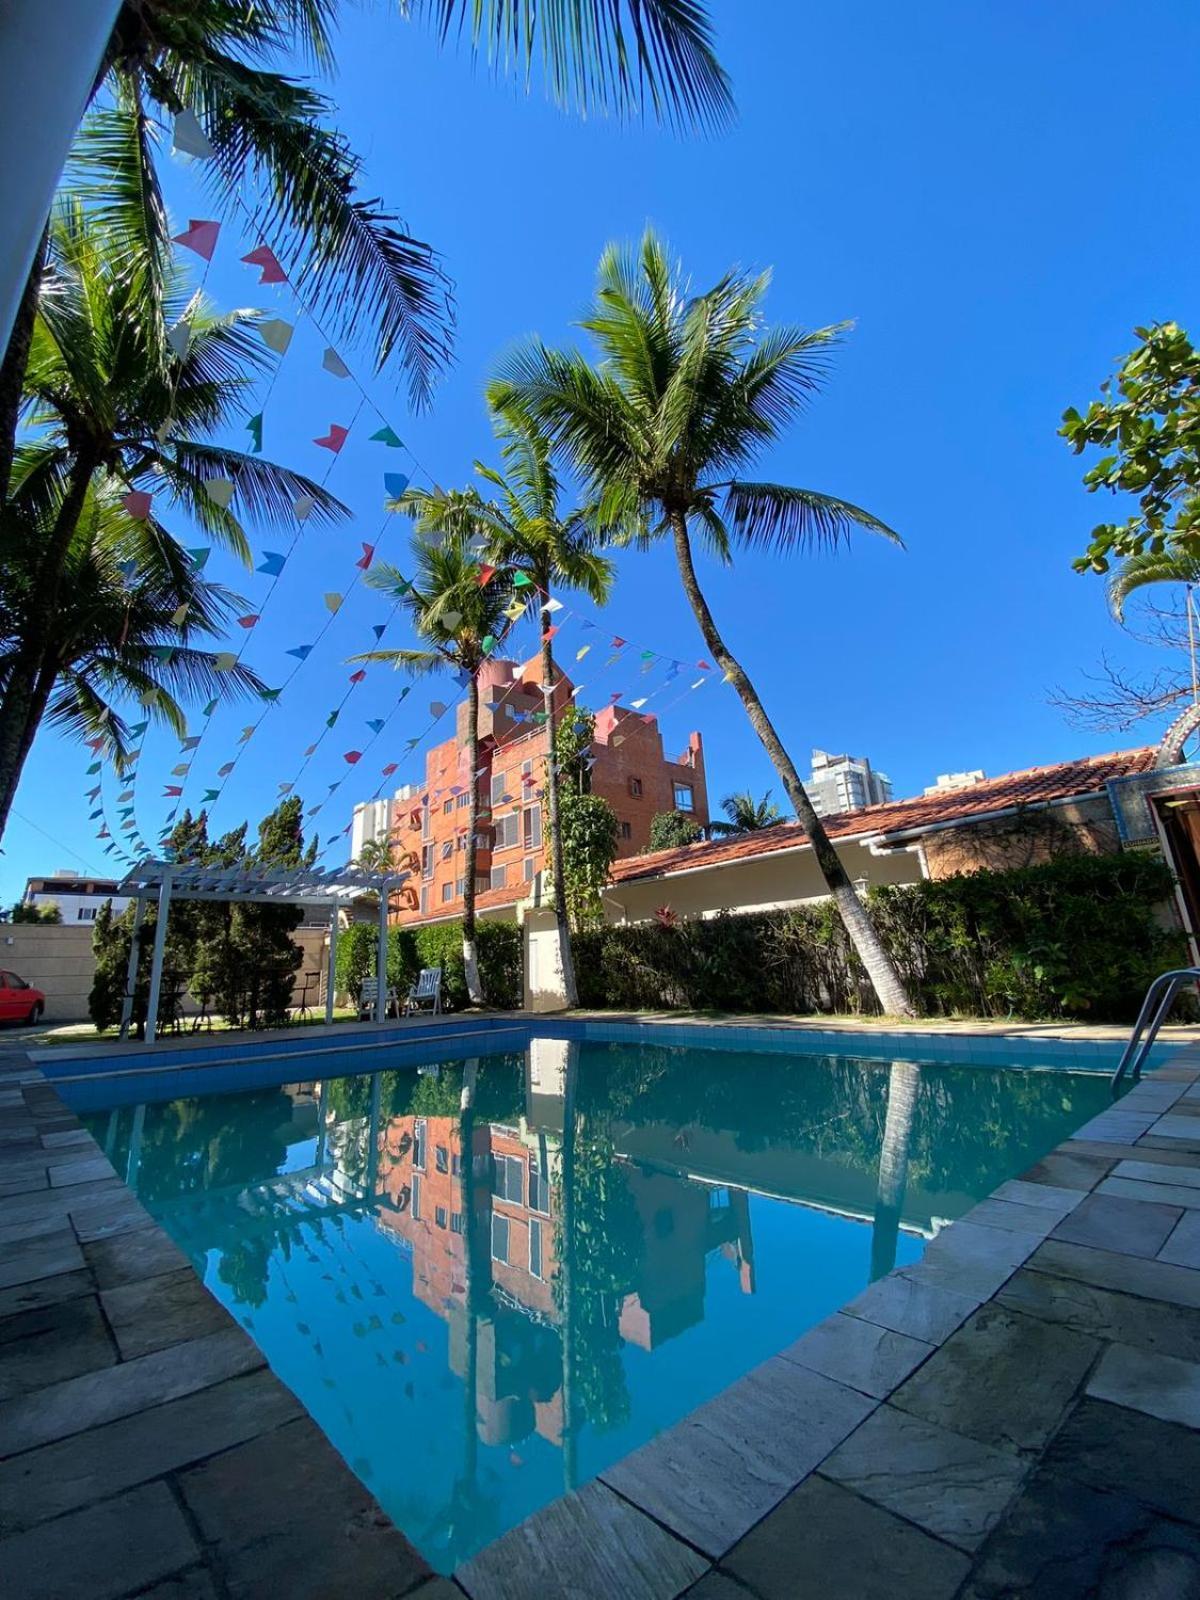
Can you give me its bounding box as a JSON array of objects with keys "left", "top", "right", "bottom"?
[
  {"left": 491, "top": 1213, "right": 510, "bottom": 1264},
  {"left": 421, "top": 802, "right": 431, "bottom": 839},
  {"left": 441, "top": 840, "right": 453, "bottom": 861},
  {"left": 451, "top": 1152, "right": 461, "bottom": 1177},
  {"left": 490, "top": 772, "right": 507, "bottom": 808},
  {"left": 443, "top": 799, "right": 453, "bottom": 815},
  {"left": 435, "top": 1205, "right": 447, "bottom": 1229},
  {"left": 435, "top": 1145, "right": 449, "bottom": 1174},
  {"left": 421, "top": 843, "right": 434, "bottom": 877},
  {"left": 494, "top": 812, "right": 519, "bottom": 851},
  {"left": 475, "top": 875, "right": 490, "bottom": 895},
  {"left": 490, "top": 864, "right": 507, "bottom": 891},
  {"left": 620, "top": 821, "right": 632, "bottom": 840},
  {"left": 455, "top": 876, "right": 465, "bottom": 897},
  {"left": 628, "top": 777, "right": 643, "bottom": 798},
  {"left": 411, "top": 1173, "right": 422, "bottom": 1221},
  {"left": 441, "top": 882, "right": 453, "bottom": 903},
  {"left": 450, "top": 1211, "right": 464, "bottom": 1234},
  {"left": 674, "top": 782, "right": 694, "bottom": 812},
  {"left": 529, "top": 1217, "right": 544, "bottom": 1279},
  {"left": 420, "top": 886, "right": 430, "bottom": 915},
  {"left": 523, "top": 857, "right": 535, "bottom": 882},
  {"left": 413, "top": 1119, "right": 426, "bottom": 1172},
  {"left": 456, "top": 792, "right": 470, "bottom": 810},
  {"left": 523, "top": 805, "right": 542, "bottom": 850},
  {"left": 492, "top": 1153, "right": 523, "bottom": 1204},
  {"left": 529, "top": 1154, "right": 549, "bottom": 1214}
]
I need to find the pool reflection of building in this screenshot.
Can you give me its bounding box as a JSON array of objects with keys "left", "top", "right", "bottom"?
[{"left": 370, "top": 1041, "right": 757, "bottom": 1454}]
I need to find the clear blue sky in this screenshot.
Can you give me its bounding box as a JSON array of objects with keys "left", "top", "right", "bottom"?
[{"left": 5, "top": 0, "right": 1200, "bottom": 903}]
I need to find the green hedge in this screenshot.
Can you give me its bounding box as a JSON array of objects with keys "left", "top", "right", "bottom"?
[
  {"left": 334, "top": 918, "right": 523, "bottom": 1011},
  {"left": 573, "top": 852, "right": 1187, "bottom": 1023}
]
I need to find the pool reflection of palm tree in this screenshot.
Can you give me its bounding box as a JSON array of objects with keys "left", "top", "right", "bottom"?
[{"left": 870, "top": 1061, "right": 921, "bottom": 1282}]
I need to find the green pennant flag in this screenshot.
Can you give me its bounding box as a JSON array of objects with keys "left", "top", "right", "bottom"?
[
  {"left": 512, "top": 572, "right": 534, "bottom": 588},
  {"left": 129, "top": 720, "right": 149, "bottom": 736},
  {"left": 259, "top": 687, "right": 281, "bottom": 702},
  {"left": 369, "top": 424, "right": 403, "bottom": 447},
  {"left": 187, "top": 547, "right": 211, "bottom": 570},
  {"left": 326, "top": 711, "right": 338, "bottom": 728},
  {"left": 152, "top": 646, "right": 175, "bottom": 664},
  {"left": 481, "top": 634, "right": 496, "bottom": 654},
  {"left": 246, "top": 412, "right": 263, "bottom": 454},
  {"left": 201, "top": 789, "right": 219, "bottom": 802},
  {"left": 86, "top": 761, "right": 101, "bottom": 775},
  {"left": 202, "top": 698, "right": 218, "bottom": 717}
]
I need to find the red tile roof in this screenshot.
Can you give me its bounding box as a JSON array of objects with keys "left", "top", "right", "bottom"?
[{"left": 611, "top": 746, "right": 1156, "bottom": 884}]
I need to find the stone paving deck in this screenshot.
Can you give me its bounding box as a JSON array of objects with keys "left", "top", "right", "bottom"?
[{"left": 2, "top": 1032, "right": 1200, "bottom": 1598}]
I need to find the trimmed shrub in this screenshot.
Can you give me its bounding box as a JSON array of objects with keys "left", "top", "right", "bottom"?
[
  {"left": 336, "top": 918, "right": 522, "bottom": 1009},
  {"left": 573, "top": 852, "right": 1186, "bottom": 1023}
]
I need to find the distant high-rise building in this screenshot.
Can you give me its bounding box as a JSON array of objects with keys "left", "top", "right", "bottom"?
[
  {"left": 350, "top": 785, "right": 416, "bottom": 861},
  {"left": 923, "top": 770, "right": 986, "bottom": 797},
  {"left": 807, "top": 750, "right": 892, "bottom": 817}
]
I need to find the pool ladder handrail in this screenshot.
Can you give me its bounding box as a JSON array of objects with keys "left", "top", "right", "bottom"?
[{"left": 1111, "top": 967, "right": 1200, "bottom": 1093}]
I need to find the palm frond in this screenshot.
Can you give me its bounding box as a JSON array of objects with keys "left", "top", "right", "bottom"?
[
  {"left": 1108, "top": 552, "right": 1200, "bottom": 622},
  {"left": 721, "top": 482, "right": 904, "bottom": 554}
]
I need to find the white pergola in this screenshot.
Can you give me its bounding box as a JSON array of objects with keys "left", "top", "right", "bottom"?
[{"left": 115, "top": 859, "right": 410, "bottom": 1044}]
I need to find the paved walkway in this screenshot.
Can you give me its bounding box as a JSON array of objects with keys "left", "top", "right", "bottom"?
[{"left": 2, "top": 1031, "right": 1200, "bottom": 1597}]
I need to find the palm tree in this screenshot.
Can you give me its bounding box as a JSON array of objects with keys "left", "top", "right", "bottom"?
[
  {"left": 390, "top": 411, "right": 612, "bottom": 1007},
  {"left": 355, "top": 836, "right": 394, "bottom": 874},
  {"left": 0, "top": 202, "right": 346, "bottom": 842},
  {"left": 0, "top": 0, "right": 733, "bottom": 478},
  {"left": 489, "top": 230, "right": 914, "bottom": 1016},
  {"left": 352, "top": 531, "right": 512, "bottom": 1003},
  {"left": 710, "top": 788, "right": 783, "bottom": 836},
  {"left": 0, "top": 472, "right": 264, "bottom": 830}
]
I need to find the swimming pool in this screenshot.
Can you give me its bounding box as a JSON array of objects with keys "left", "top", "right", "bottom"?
[{"left": 69, "top": 1033, "right": 1113, "bottom": 1573}]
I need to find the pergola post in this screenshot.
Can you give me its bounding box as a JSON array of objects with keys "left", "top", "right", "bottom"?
[
  {"left": 118, "top": 894, "right": 145, "bottom": 1040},
  {"left": 325, "top": 907, "right": 339, "bottom": 1025},
  {"left": 376, "top": 880, "right": 389, "bottom": 1023},
  {"left": 144, "top": 868, "right": 173, "bottom": 1047}
]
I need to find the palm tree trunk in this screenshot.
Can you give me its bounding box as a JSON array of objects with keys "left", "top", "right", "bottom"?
[
  {"left": 539, "top": 600, "right": 579, "bottom": 1008},
  {"left": 0, "top": 450, "right": 96, "bottom": 845},
  {"left": 870, "top": 1060, "right": 921, "bottom": 1281},
  {"left": 0, "top": 222, "right": 48, "bottom": 502},
  {"left": 560, "top": 1044, "right": 578, "bottom": 1493},
  {"left": 462, "top": 668, "right": 484, "bottom": 1004},
  {"left": 668, "top": 511, "right": 914, "bottom": 1017}
]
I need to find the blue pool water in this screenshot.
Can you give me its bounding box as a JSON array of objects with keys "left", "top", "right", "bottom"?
[{"left": 72, "top": 1034, "right": 1111, "bottom": 1572}]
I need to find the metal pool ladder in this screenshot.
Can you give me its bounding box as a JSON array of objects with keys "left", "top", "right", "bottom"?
[{"left": 1111, "top": 967, "right": 1200, "bottom": 1092}]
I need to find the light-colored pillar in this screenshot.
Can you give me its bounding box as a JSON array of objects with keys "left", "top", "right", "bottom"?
[
  {"left": 144, "top": 869, "right": 173, "bottom": 1046},
  {"left": 118, "top": 895, "right": 145, "bottom": 1039},
  {"left": 376, "top": 882, "right": 389, "bottom": 1023},
  {"left": 0, "top": 1, "right": 121, "bottom": 352},
  {"left": 325, "top": 908, "right": 339, "bottom": 1024}
]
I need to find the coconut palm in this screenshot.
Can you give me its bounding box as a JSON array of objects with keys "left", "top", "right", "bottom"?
[
  {"left": 0, "top": 0, "right": 733, "bottom": 476},
  {"left": 355, "top": 836, "right": 395, "bottom": 875},
  {"left": 387, "top": 411, "right": 612, "bottom": 1006},
  {"left": 489, "top": 229, "right": 914, "bottom": 1016},
  {"left": 0, "top": 472, "right": 264, "bottom": 839},
  {"left": 352, "top": 531, "right": 512, "bottom": 1003},
  {"left": 710, "top": 788, "right": 783, "bottom": 836},
  {"left": 0, "top": 202, "right": 346, "bottom": 842},
  {"left": 1108, "top": 551, "right": 1200, "bottom": 624}
]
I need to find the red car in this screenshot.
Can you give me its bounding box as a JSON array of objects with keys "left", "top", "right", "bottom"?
[{"left": 0, "top": 970, "right": 45, "bottom": 1024}]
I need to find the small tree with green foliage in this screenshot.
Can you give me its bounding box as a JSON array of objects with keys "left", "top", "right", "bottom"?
[
  {"left": 646, "top": 810, "right": 702, "bottom": 852},
  {"left": 9, "top": 900, "right": 62, "bottom": 924},
  {"left": 553, "top": 707, "right": 619, "bottom": 930}
]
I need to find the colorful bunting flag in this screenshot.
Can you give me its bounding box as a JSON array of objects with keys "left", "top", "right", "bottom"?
[
  {"left": 322, "top": 347, "right": 350, "bottom": 378},
  {"left": 369, "top": 425, "right": 403, "bottom": 447},
  {"left": 180, "top": 737, "right": 200, "bottom": 751},
  {"left": 384, "top": 472, "right": 409, "bottom": 500},
  {"left": 349, "top": 669, "right": 366, "bottom": 685},
  {"left": 292, "top": 494, "right": 315, "bottom": 521},
  {"left": 163, "top": 785, "right": 183, "bottom": 797},
  {"left": 172, "top": 218, "right": 219, "bottom": 261},
  {"left": 122, "top": 489, "right": 152, "bottom": 520},
  {"left": 698, "top": 659, "right": 712, "bottom": 670},
  {"left": 172, "top": 110, "right": 215, "bottom": 160},
  {"left": 170, "top": 764, "right": 189, "bottom": 778},
  {"left": 238, "top": 726, "right": 254, "bottom": 743},
  {"left": 313, "top": 423, "right": 349, "bottom": 454},
  {"left": 504, "top": 598, "right": 525, "bottom": 622},
  {"left": 371, "top": 623, "right": 387, "bottom": 641},
  {"left": 171, "top": 604, "right": 189, "bottom": 627},
  {"left": 356, "top": 543, "right": 375, "bottom": 570},
  {"left": 430, "top": 701, "right": 447, "bottom": 718},
  {"left": 304, "top": 744, "right": 317, "bottom": 757},
  {"left": 366, "top": 718, "right": 384, "bottom": 734},
  {"left": 236, "top": 614, "right": 259, "bottom": 629},
  {"left": 213, "top": 652, "right": 237, "bottom": 670},
  {"left": 201, "top": 789, "right": 219, "bottom": 802},
  {"left": 187, "top": 548, "right": 211, "bottom": 570},
  {"left": 85, "top": 785, "right": 102, "bottom": 801},
  {"left": 576, "top": 644, "right": 591, "bottom": 660},
  {"left": 513, "top": 572, "right": 533, "bottom": 588},
  {"left": 481, "top": 633, "right": 496, "bottom": 653},
  {"left": 286, "top": 644, "right": 313, "bottom": 661},
  {"left": 246, "top": 413, "right": 263, "bottom": 454},
  {"left": 166, "top": 321, "right": 191, "bottom": 358},
  {"left": 381, "top": 763, "right": 398, "bottom": 777},
  {"left": 242, "top": 244, "right": 286, "bottom": 285},
  {"left": 326, "top": 711, "right": 339, "bottom": 728},
  {"left": 343, "top": 751, "right": 362, "bottom": 764},
  {"left": 256, "top": 552, "right": 285, "bottom": 577},
  {"left": 324, "top": 592, "right": 342, "bottom": 613},
  {"left": 218, "top": 762, "right": 234, "bottom": 777},
  {"left": 151, "top": 646, "right": 175, "bottom": 664},
  {"left": 260, "top": 688, "right": 281, "bottom": 702},
  {"left": 258, "top": 317, "right": 293, "bottom": 355},
  {"left": 201, "top": 699, "right": 217, "bottom": 718}
]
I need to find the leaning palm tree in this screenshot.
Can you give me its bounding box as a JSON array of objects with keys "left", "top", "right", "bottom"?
[
  {"left": 352, "top": 531, "right": 512, "bottom": 1003},
  {"left": 0, "top": 202, "right": 346, "bottom": 842},
  {"left": 0, "top": 473, "right": 264, "bottom": 831},
  {"left": 711, "top": 788, "right": 783, "bottom": 836},
  {"left": 1, "top": 0, "right": 732, "bottom": 477},
  {"left": 490, "top": 230, "right": 914, "bottom": 1015},
  {"left": 387, "top": 411, "right": 613, "bottom": 1007}
]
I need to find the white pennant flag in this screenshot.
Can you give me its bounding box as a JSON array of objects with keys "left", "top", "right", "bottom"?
[
  {"left": 173, "top": 110, "right": 215, "bottom": 160},
  {"left": 293, "top": 495, "right": 315, "bottom": 522},
  {"left": 167, "top": 321, "right": 191, "bottom": 358},
  {"left": 259, "top": 318, "right": 294, "bottom": 355},
  {"left": 205, "top": 478, "right": 235, "bottom": 509}
]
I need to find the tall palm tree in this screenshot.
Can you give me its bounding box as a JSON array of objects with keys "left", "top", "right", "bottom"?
[
  {"left": 0, "top": 473, "right": 264, "bottom": 832},
  {"left": 389, "top": 411, "right": 612, "bottom": 1007},
  {"left": 710, "top": 788, "right": 783, "bottom": 836},
  {"left": 352, "top": 531, "right": 512, "bottom": 1003},
  {"left": 0, "top": 0, "right": 732, "bottom": 477},
  {"left": 489, "top": 230, "right": 914, "bottom": 1016},
  {"left": 0, "top": 202, "right": 346, "bottom": 842}
]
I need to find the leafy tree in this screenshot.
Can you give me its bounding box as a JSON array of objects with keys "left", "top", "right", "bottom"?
[
  {"left": 1063, "top": 322, "right": 1200, "bottom": 574},
  {"left": 355, "top": 836, "right": 394, "bottom": 874},
  {"left": 353, "top": 531, "right": 512, "bottom": 1002},
  {"left": 489, "top": 230, "right": 914, "bottom": 1016},
  {"left": 9, "top": 900, "right": 62, "bottom": 924},
  {"left": 0, "top": 203, "right": 344, "bottom": 843},
  {"left": 554, "top": 707, "right": 619, "bottom": 929},
  {"left": 646, "top": 809, "right": 701, "bottom": 851},
  {"left": 710, "top": 789, "right": 783, "bottom": 835}
]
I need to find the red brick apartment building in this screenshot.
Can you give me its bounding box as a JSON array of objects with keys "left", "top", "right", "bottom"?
[{"left": 388, "top": 655, "right": 708, "bottom": 924}]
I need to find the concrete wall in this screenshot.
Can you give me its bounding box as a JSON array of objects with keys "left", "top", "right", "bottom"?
[{"left": 0, "top": 923, "right": 332, "bottom": 1024}]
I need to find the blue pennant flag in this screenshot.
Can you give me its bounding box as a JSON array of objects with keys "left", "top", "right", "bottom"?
[
  {"left": 384, "top": 472, "right": 410, "bottom": 501},
  {"left": 286, "top": 644, "right": 314, "bottom": 661},
  {"left": 365, "top": 718, "right": 384, "bottom": 734},
  {"left": 257, "top": 551, "right": 286, "bottom": 577},
  {"left": 372, "top": 623, "right": 387, "bottom": 641},
  {"left": 453, "top": 669, "right": 470, "bottom": 688}
]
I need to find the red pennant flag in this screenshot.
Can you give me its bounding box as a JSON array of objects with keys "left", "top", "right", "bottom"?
[
  {"left": 542, "top": 625, "right": 559, "bottom": 643},
  {"left": 237, "top": 614, "right": 259, "bottom": 629},
  {"left": 356, "top": 542, "right": 375, "bottom": 570},
  {"left": 477, "top": 563, "right": 496, "bottom": 587},
  {"left": 697, "top": 659, "right": 712, "bottom": 670},
  {"left": 86, "top": 736, "right": 105, "bottom": 753},
  {"left": 381, "top": 763, "right": 398, "bottom": 776},
  {"left": 163, "top": 785, "right": 183, "bottom": 797},
  {"left": 122, "top": 490, "right": 152, "bottom": 520},
  {"left": 313, "top": 423, "right": 349, "bottom": 453},
  {"left": 241, "top": 244, "right": 286, "bottom": 284},
  {"left": 173, "top": 219, "right": 220, "bottom": 262},
  {"left": 612, "top": 636, "right": 627, "bottom": 649},
  {"left": 343, "top": 751, "right": 362, "bottom": 764},
  {"left": 348, "top": 669, "right": 366, "bottom": 684},
  {"left": 610, "top": 692, "right": 621, "bottom": 702}
]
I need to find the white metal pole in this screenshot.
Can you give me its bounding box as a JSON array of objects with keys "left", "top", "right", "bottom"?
[
  {"left": 325, "top": 907, "right": 339, "bottom": 1024},
  {"left": 0, "top": 0, "right": 121, "bottom": 353},
  {"left": 376, "top": 882, "right": 389, "bottom": 1023},
  {"left": 118, "top": 895, "right": 145, "bottom": 1039},
  {"left": 145, "top": 869, "right": 173, "bottom": 1046}
]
